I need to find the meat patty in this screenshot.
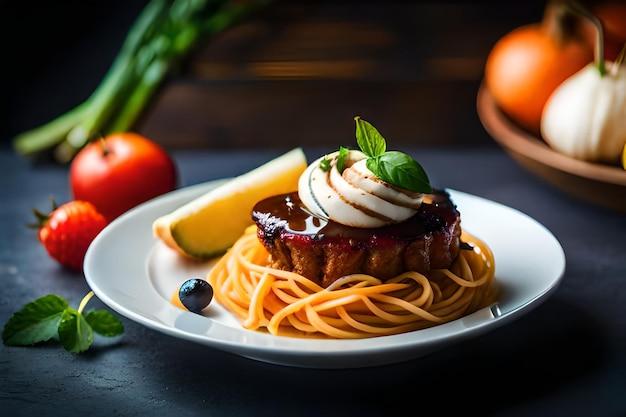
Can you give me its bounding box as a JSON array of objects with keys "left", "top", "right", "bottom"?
[{"left": 252, "top": 189, "right": 462, "bottom": 288}]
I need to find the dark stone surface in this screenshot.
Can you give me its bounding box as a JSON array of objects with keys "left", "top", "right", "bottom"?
[
  {"left": 2, "top": 1, "right": 625, "bottom": 415},
  {"left": 2, "top": 142, "right": 626, "bottom": 416}
]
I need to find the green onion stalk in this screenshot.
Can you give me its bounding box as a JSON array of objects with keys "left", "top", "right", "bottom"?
[{"left": 13, "top": 0, "right": 272, "bottom": 163}]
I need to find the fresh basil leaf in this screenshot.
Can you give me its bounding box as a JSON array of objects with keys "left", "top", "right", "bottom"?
[
  {"left": 2, "top": 294, "right": 68, "bottom": 346},
  {"left": 58, "top": 309, "right": 94, "bottom": 353},
  {"left": 367, "top": 151, "right": 432, "bottom": 193},
  {"left": 355, "top": 117, "right": 386, "bottom": 157},
  {"left": 336, "top": 146, "right": 349, "bottom": 173},
  {"left": 85, "top": 310, "right": 124, "bottom": 337}
]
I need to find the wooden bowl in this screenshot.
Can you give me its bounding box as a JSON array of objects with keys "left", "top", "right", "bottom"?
[{"left": 476, "top": 83, "right": 626, "bottom": 213}]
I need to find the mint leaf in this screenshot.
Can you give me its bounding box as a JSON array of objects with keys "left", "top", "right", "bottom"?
[
  {"left": 367, "top": 152, "right": 432, "bottom": 193},
  {"left": 85, "top": 310, "right": 124, "bottom": 337},
  {"left": 3, "top": 291, "right": 124, "bottom": 354},
  {"left": 58, "top": 309, "right": 94, "bottom": 353},
  {"left": 2, "top": 294, "right": 68, "bottom": 346},
  {"left": 355, "top": 117, "right": 386, "bottom": 157}
]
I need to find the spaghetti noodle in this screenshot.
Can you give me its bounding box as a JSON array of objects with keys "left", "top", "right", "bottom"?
[{"left": 207, "top": 226, "right": 497, "bottom": 339}]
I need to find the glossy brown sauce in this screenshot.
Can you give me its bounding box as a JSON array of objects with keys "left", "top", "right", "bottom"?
[{"left": 252, "top": 189, "right": 459, "bottom": 246}]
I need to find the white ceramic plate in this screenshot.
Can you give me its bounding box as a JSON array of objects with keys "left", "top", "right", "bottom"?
[{"left": 84, "top": 181, "right": 565, "bottom": 369}]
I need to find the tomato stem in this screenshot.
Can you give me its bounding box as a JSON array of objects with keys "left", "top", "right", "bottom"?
[{"left": 99, "top": 137, "right": 111, "bottom": 158}]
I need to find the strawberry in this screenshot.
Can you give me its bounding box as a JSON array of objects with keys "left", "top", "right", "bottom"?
[{"left": 32, "top": 198, "right": 108, "bottom": 271}]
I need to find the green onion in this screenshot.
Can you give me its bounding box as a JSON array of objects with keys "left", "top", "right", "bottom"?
[{"left": 14, "top": 0, "right": 271, "bottom": 163}]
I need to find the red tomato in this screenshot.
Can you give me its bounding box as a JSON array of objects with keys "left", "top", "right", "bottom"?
[
  {"left": 484, "top": 6, "right": 593, "bottom": 135},
  {"left": 70, "top": 132, "right": 177, "bottom": 222}
]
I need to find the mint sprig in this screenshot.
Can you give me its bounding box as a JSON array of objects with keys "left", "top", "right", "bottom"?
[
  {"left": 354, "top": 117, "right": 432, "bottom": 193},
  {"left": 2, "top": 292, "right": 124, "bottom": 353}
]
